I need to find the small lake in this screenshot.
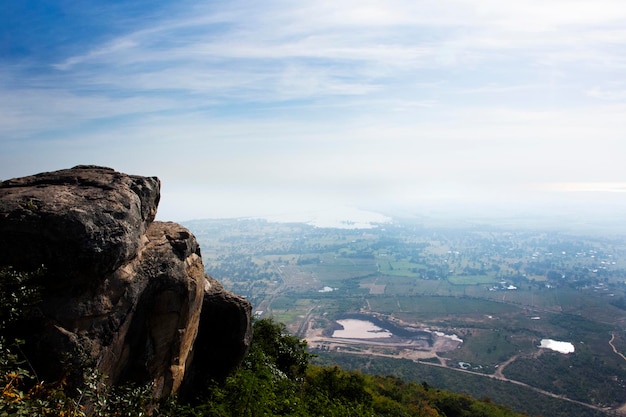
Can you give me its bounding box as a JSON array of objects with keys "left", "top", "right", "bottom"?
[
  {"left": 331, "top": 318, "right": 463, "bottom": 345},
  {"left": 539, "top": 339, "right": 575, "bottom": 354},
  {"left": 332, "top": 319, "right": 393, "bottom": 339}
]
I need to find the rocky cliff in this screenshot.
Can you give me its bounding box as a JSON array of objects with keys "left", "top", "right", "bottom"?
[{"left": 0, "top": 166, "right": 252, "bottom": 399}]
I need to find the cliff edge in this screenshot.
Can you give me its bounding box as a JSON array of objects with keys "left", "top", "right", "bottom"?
[{"left": 0, "top": 166, "right": 252, "bottom": 399}]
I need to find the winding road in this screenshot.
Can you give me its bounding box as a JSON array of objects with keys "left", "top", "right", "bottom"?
[
  {"left": 608, "top": 333, "right": 626, "bottom": 415},
  {"left": 418, "top": 355, "right": 616, "bottom": 415},
  {"left": 609, "top": 333, "right": 626, "bottom": 362}
]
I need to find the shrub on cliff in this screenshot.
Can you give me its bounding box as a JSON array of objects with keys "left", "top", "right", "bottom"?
[
  {"left": 187, "top": 318, "right": 528, "bottom": 417},
  {"left": 0, "top": 267, "right": 83, "bottom": 416},
  {"left": 0, "top": 267, "right": 158, "bottom": 417}
]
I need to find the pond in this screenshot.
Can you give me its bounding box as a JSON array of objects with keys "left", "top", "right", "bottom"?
[
  {"left": 332, "top": 319, "right": 393, "bottom": 339},
  {"left": 539, "top": 338, "right": 575, "bottom": 354}
]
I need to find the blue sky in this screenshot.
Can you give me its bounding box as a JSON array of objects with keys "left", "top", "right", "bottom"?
[{"left": 2, "top": 0, "right": 626, "bottom": 223}]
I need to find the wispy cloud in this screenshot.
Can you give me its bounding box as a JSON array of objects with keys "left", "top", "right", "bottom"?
[
  {"left": 2, "top": 0, "right": 626, "bottom": 220},
  {"left": 18, "top": 1, "right": 626, "bottom": 107}
]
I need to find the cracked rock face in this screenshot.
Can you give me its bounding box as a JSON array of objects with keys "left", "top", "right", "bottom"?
[{"left": 0, "top": 166, "right": 252, "bottom": 398}]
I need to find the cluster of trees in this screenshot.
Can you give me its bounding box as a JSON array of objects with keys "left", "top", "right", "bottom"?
[
  {"left": 178, "top": 319, "right": 528, "bottom": 417},
  {"left": 208, "top": 255, "right": 278, "bottom": 283},
  {"left": 1, "top": 267, "right": 528, "bottom": 416}
]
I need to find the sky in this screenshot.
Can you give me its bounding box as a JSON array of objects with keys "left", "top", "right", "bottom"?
[{"left": 2, "top": 0, "right": 626, "bottom": 225}]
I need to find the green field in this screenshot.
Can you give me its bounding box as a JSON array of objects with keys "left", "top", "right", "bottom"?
[
  {"left": 448, "top": 274, "right": 499, "bottom": 285},
  {"left": 186, "top": 217, "right": 626, "bottom": 414}
]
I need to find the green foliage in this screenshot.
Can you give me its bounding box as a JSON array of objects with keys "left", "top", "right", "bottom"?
[
  {"left": 315, "top": 352, "right": 608, "bottom": 417},
  {"left": 0, "top": 267, "right": 84, "bottom": 416},
  {"left": 0, "top": 267, "right": 530, "bottom": 416},
  {"left": 0, "top": 266, "right": 43, "bottom": 328},
  {"left": 245, "top": 318, "right": 312, "bottom": 379},
  {"left": 1, "top": 348, "right": 158, "bottom": 417},
  {"left": 77, "top": 369, "right": 158, "bottom": 417},
  {"left": 178, "top": 318, "right": 528, "bottom": 417},
  {"left": 0, "top": 267, "right": 157, "bottom": 417}
]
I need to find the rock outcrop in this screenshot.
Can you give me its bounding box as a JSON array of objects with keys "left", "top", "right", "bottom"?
[{"left": 0, "top": 166, "right": 252, "bottom": 398}]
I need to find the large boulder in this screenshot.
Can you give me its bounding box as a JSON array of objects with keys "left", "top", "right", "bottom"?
[
  {"left": 0, "top": 165, "right": 160, "bottom": 286},
  {"left": 0, "top": 166, "right": 252, "bottom": 398}
]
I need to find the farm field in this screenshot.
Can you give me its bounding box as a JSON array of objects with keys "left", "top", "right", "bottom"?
[{"left": 185, "top": 216, "right": 626, "bottom": 416}]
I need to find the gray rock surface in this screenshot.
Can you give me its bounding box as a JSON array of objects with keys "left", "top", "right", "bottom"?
[
  {"left": 0, "top": 166, "right": 252, "bottom": 398},
  {"left": 0, "top": 165, "right": 160, "bottom": 285}
]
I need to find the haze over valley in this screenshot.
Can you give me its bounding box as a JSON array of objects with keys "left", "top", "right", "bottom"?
[
  {"left": 185, "top": 214, "right": 626, "bottom": 416},
  {"left": 2, "top": 0, "right": 626, "bottom": 228},
  {"left": 3, "top": 1, "right": 626, "bottom": 415}
]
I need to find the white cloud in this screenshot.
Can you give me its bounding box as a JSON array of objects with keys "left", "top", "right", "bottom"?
[{"left": 2, "top": 0, "right": 626, "bottom": 221}]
